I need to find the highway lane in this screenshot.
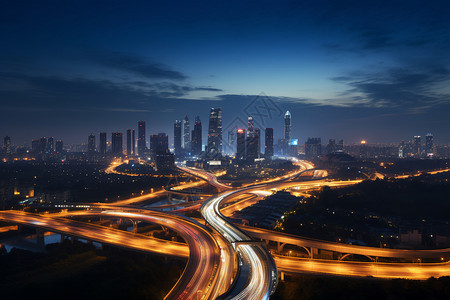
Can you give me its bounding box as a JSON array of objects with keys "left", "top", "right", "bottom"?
[
  {"left": 0, "top": 210, "right": 225, "bottom": 300},
  {"left": 275, "top": 255, "right": 450, "bottom": 280}
]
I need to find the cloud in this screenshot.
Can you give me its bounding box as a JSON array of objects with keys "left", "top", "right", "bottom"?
[{"left": 90, "top": 50, "right": 187, "bottom": 80}]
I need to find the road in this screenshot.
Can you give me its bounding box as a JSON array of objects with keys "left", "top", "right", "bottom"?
[{"left": 0, "top": 209, "right": 230, "bottom": 300}]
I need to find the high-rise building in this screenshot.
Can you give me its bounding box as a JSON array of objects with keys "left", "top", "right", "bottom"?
[
  {"left": 132, "top": 129, "right": 136, "bottom": 155},
  {"left": 39, "top": 137, "right": 47, "bottom": 154},
  {"left": 207, "top": 107, "right": 222, "bottom": 157},
  {"left": 265, "top": 128, "right": 274, "bottom": 158},
  {"left": 99, "top": 132, "right": 107, "bottom": 155},
  {"left": 174, "top": 120, "right": 182, "bottom": 157},
  {"left": 150, "top": 133, "right": 169, "bottom": 155},
  {"left": 126, "top": 129, "right": 132, "bottom": 156},
  {"left": 413, "top": 136, "right": 421, "bottom": 157},
  {"left": 305, "top": 138, "right": 322, "bottom": 158},
  {"left": 247, "top": 116, "right": 255, "bottom": 138},
  {"left": 183, "top": 115, "right": 191, "bottom": 151},
  {"left": 88, "top": 134, "right": 96, "bottom": 153},
  {"left": 246, "top": 128, "right": 260, "bottom": 160},
  {"left": 47, "top": 137, "right": 54, "bottom": 153},
  {"left": 31, "top": 139, "right": 40, "bottom": 154},
  {"left": 111, "top": 132, "right": 123, "bottom": 155},
  {"left": 325, "top": 139, "right": 336, "bottom": 154},
  {"left": 337, "top": 139, "right": 344, "bottom": 152},
  {"left": 284, "top": 111, "right": 291, "bottom": 141},
  {"left": 425, "top": 133, "right": 433, "bottom": 157},
  {"left": 236, "top": 129, "right": 246, "bottom": 159},
  {"left": 191, "top": 116, "right": 202, "bottom": 155},
  {"left": 137, "top": 121, "right": 146, "bottom": 155},
  {"left": 55, "top": 140, "right": 63, "bottom": 153},
  {"left": 3, "top": 136, "right": 11, "bottom": 155}
]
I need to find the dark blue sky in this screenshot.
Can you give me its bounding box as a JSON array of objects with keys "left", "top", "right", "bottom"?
[{"left": 2, "top": 0, "right": 450, "bottom": 145}]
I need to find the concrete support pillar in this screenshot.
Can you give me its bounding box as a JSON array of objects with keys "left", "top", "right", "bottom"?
[
  {"left": 60, "top": 234, "right": 65, "bottom": 243},
  {"left": 277, "top": 242, "right": 285, "bottom": 252},
  {"left": 132, "top": 220, "right": 138, "bottom": 233},
  {"left": 311, "top": 247, "right": 319, "bottom": 259},
  {"left": 280, "top": 271, "right": 285, "bottom": 281},
  {"left": 36, "top": 229, "right": 45, "bottom": 246}
]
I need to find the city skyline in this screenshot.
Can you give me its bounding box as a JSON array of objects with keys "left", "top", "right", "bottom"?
[{"left": 2, "top": 1, "right": 450, "bottom": 144}]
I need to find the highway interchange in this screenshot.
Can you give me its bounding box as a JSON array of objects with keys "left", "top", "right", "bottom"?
[{"left": 1, "top": 160, "right": 450, "bottom": 299}]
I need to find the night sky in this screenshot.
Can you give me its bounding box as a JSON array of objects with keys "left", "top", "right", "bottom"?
[{"left": 2, "top": 0, "right": 450, "bottom": 146}]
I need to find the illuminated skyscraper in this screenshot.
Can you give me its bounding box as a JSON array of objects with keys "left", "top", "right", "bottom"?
[
  {"left": 132, "top": 129, "right": 135, "bottom": 155},
  {"left": 413, "top": 136, "right": 421, "bottom": 157},
  {"left": 99, "top": 132, "right": 107, "bottom": 155},
  {"left": 111, "top": 132, "right": 123, "bottom": 155},
  {"left": 88, "top": 134, "right": 96, "bottom": 153},
  {"left": 150, "top": 133, "right": 169, "bottom": 155},
  {"left": 246, "top": 128, "right": 260, "bottom": 160},
  {"left": 207, "top": 107, "right": 222, "bottom": 157},
  {"left": 284, "top": 111, "right": 291, "bottom": 141},
  {"left": 183, "top": 115, "right": 191, "bottom": 151},
  {"left": 265, "top": 128, "right": 274, "bottom": 158},
  {"left": 191, "top": 116, "right": 202, "bottom": 155},
  {"left": 126, "top": 129, "right": 132, "bottom": 156},
  {"left": 425, "top": 133, "right": 433, "bottom": 157},
  {"left": 137, "top": 121, "right": 146, "bottom": 155},
  {"left": 236, "top": 129, "right": 246, "bottom": 159},
  {"left": 174, "top": 120, "right": 182, "bottom": 157},
  {"left": 47, "top": 137, "right": 54, "bottom": 153}
]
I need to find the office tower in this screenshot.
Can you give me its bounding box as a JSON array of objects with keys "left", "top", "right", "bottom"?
[
  {"left": 246, "top": 128, "right": 260, "bottom": 160},
  {"left": 150, "top": 133, "right": 169, "bottom": 155},
  {"left": 236, "top": 129, "right": 246, "bottom": 159},
  {"left": 359, "top": 140, "right": 367, "bottom": 158},
  {"left": 265, "top": 128, "right": 274, "bottom": 158},
  {"left": 3, "top": 136, "right": 11, "bottom": 155},
  {"left": 183, "top": 115, "right": 191, "bottom": 151},
  {"left": 207, "top": 107, "right": 222, "bottom": 157},
  {"left": 55, "top": 140, "right": 63, "bottom": 153},
  {"left": 126, "top": 129, "right": 132, "bottom": 156},
  {"left": 88, "top": 134, "right": 96, "bottom": 153},
  {"left": 325, "top": 139, "right": 336, "bottom": 154},
  {"left": 191, "top": 116, "right": 202, "bottom": 155},
  {"left": 425, "top": 133, "right": 433, "bottom": 157},
  {"left": 132, "top": 129, "right": 136, "bottom": 155},
  {"left": 284, "top": 111, "right": 291, "bottom": 141},
  {"left": 99, "top": 132, "right": 107, "bottom": 155},
  {"left": 227, "top": 129, "right": 236, "bottom": 155},
  {"left": 137, "top": 121, "right": 146, "bottom": 155},
  {"left": 47, "top": 137, "right": 54, "bottom": 153},
  {"left": 39, "top": 137, "right": 47, "bottom": 154},
  {"left": 413, "top": 136, "right": 421, "bottom": 157},
  {"left": 174, "top": 120, "right": 182, "bottom": 157},
  {"left": 111, "top": 132, "right": 123, "bottom": 155},
  {"left": 255, "top": 128, "right": 261, "bottom": 156},
  {"left": 31, "top": 139, "right": 40, "bottom": 154},
  {"left": 337, "top": 139, "right": 344, "bottom": 152},
  {"left": 247, "top": 116, "right": 255, "bottom": 138},
  {"left": 398, "top": 140, "right": 405, "bottom": 158},
  {"left": 305, "top": 137, "right": 322, "bottom": 158}
]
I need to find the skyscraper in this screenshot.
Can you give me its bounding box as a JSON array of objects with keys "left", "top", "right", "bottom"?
[
  {"left": 31, "top": 139, "right": 40, "bottom": 154},
  {"left": 413, "top": 136, "right": 421, "bottom": 157},
  {"left": 183, "top": 115, "right": 191, "bottom": 151},
  {"left": 325, "top": 139, "right": 336, "bottom": 154},
  {"left": 126, "top": 129, "right": 132, "bottom": 156},
  {"left": 174, "top": 120, "right": 182, "bottom": 157},
  {"left": 132, "top": 129, "right": 136, "bottom": 155},
  {"left": 236, "top": 129, "right": 246, "bottom": 159},
  {"left": 247, "top": 116, "right": 255, "bottom": 138},
  {"left": 191, "top": 116, "right": 202, "bottom": 155},
  {"left": 150, "top": 133, "right": 169, "bottom": 155},
  {"left": 111, "top": 132, "right": 123, "bottom": 155},
  {"left": 137, "top": 121, "right": 146, "bottom": 155},
  {"left": 3, "top": 136, "right": 11, "bottom": 155},
  {"left": 99, "top": 132, "right": 107, "bottom": 155},
  {"left": 284, "top": 111, "right": 291, "bottom": 142},
  {"left": 55, "top": 140, "right": 63, "bottom": 153},
  {"left": 305, "top": 138, "right": 322, "bottom": 158},
  {"left": 47, "top": 137, "right": 54, "bottom": 153},
  {"left": 265, "top": 128, "right": 274, "bottom": 158},
  {"left": 88, "top": 134, "right": 96, "bottom": 153},
  {"left": 207, "top": 107, "right": 222, "bottom": 157},
  {"left": 246, "top": 129, "right": 260, "bottom": 160},
  {"left": 425, "top": 133, "right": 433, "bottom": 157},
  {"left": 39, "top": 137, "right": 47, "bottom": 154}
]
